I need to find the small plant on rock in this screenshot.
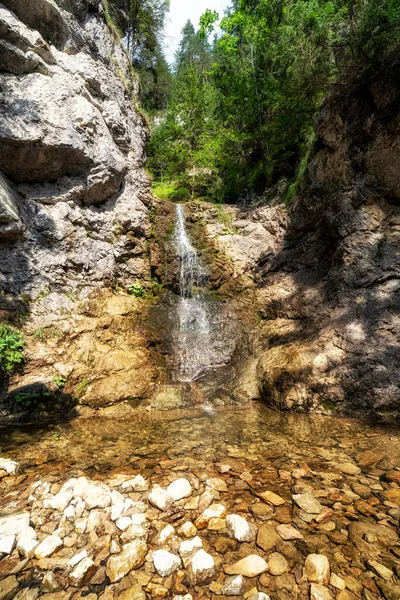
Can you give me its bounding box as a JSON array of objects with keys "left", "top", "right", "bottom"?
[
  {"left": 127, "top": 283, "right": 146, "bottom": 298},
  {"left": 53, "top": 376, "right": 67, "bottom": 389},
  {"left": 0, "top": 324, "right": 24, "bottom": 377}
]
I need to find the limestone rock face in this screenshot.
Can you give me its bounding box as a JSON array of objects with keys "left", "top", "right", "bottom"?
[{"left": 0, "top": 0, "right": 151, "bottom": 300}]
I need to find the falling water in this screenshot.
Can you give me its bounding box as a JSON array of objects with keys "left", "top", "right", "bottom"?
[{"left": 173, "top": 204, "right": 213, "bottom": 381}]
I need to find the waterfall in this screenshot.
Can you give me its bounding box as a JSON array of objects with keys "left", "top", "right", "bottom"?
[{"left": 173, "top": 204, "right": 213, "bottom": 381}]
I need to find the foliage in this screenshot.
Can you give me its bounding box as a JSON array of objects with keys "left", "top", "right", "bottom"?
[
  {"left": 147, "top": 0, "right": 400, "bottom": 203},
  {"left": 127, "top": 282, "right": 146, "bottom": 298},
  {"left": 0, "top": 324, "right": 24, "bottom": 377},
  {"left": 53, "top": 376, "right": 67, "bottom": 389},
  {"left": 152, "top": 181, "right": 190, "bottom": 201}
]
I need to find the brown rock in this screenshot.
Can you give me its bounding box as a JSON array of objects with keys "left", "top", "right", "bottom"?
[{"left": 256, "top": 523, "right": 281, "bottom": 551}]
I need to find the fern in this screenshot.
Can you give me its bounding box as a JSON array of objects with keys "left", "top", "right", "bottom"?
[{"left": 0, "top": 324, "right": 24, "bottom": 377}]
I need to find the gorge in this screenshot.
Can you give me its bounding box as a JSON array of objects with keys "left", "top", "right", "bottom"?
[{"left": 0, "top": 0, "right": 399, "bottom": 599}]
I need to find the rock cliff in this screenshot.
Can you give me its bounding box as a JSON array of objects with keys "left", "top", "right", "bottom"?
[
  {"left": 0, "top": 0, "right": 151, "bottom": 303},
  {"left": 199, "top": 63, "right": 400, "bottom": 420},
  {"left": 0, "top": 0, "right": 162, "bottom": 416}
]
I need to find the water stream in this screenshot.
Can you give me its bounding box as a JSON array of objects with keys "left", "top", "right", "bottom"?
[{"left": 172, "top": 204, "right": 236, "bottom": 382}]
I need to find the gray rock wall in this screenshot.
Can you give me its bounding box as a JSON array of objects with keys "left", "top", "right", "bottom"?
[{"left": 0, "top": 0, "right": 152, "bottom": 302}]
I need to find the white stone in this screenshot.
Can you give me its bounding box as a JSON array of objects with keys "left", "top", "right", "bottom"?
[
  {"left": 310, "top": 584, "right": 333, "bottom": 600},
  {"left": 69, "top": 556, "right": 96, "bottom": 586},
  {"left": 128, "top": 474, "right": 148, "bottom": 492},
  {"left": 34, "top": 535, "right": 63, "bottom": 559},
  {"left": 152, "top": 549, "right": 181, "bottom": 577},
  {"left": 46, "top": 491, "right": 72, "bottom": 512},
  {"left": 75, "top": 518, "right": 87, "bottom": 535},
  {"left": 247, "top": 594, "right": 271, "bottom": 600},
  {"left": 87, "top": 510, "right": 104, "bottom": 532},
  {"left": 0, "top": 535, "right": 16, "bottom": 554},
  {"left": 226, "top": 514, "right": 255, "bottom": 542},
  {"left": 167, "top": 478, "right": 192, "bottom": 501},
  {"left": 179, "top": 536, "right": 203, "bottom": 562},
  {"left": 156, "top": 524, "right": 175, "bottom": 544},
  {"left": 330, "top": 574, "right": 345, "bottom": 590},
  {"left": 73, "top": 477, "right": 111, "bottom": 510},
  {"left": 17, "top": 528, "right": 39, "bottom": 558},
  {"left": 64, "top": 505, "right": 76, "bottom": 521},
  {"left": 60, "top": 478, "right": 76, "bottom": 493},
  {"left": 222, "top": 575, "right": 245, "bottom": 596},
  {"left": 116, "top": 517, "right": 133, "bottom": 531},
  {"left": 111, "top": 490, "right": 125, "bottom": 521},
  {"left": 276, "top": 524, "right": 304, "bottom": 540},
  {"left": 148, "top": 487, "right": 173, "bottom": 511},
  {"left": 0, "top": 459, "right": 19, "bottom": 475},
  {"left": 187, "top": 549, "right": 215, "bottom": 585},
  {"left": 172, "top": 596, "right": 193, "bottom": 600},
  {"left": 0, "top": 513, "right": 29, "bottom": 537},
  {"left": 68, "top": 549, "right": 88, "bottom": 567}
]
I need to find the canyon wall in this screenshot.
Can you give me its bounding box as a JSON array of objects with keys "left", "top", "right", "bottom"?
[{"left": 206, "top": 63, "right": 400, "bottom": 419}]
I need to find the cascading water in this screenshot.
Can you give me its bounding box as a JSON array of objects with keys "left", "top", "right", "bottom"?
[{"left": 173, "top": 204, "right": 213, "bottom": 381}]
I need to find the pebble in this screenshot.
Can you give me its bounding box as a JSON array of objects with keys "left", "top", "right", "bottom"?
[
  {"left": 152, "top": 549, "right": 181, "bottom": 576},
  {"left": 167, "top": 478, "right": 192, "bottom": 501},
  {"left": 260, "top": 491, "right": 285, "bottom": 506},
  {"left": 148, "top": 488, "right": 173, "bottom": 511},
  {"left": 305, "top": 554, "right": 330, "bottom": 585},
  {"left": 179, "top": 536, "right": 203, "bottom": 565},
  {"left": 195, "top": 504, "right": 226, "bottom": 528},
  {"left": 330, "top": 573, "right": 346, "bottom": 590},
  {"left": 178, "top": 522, "right": 197, "bottom": 539},
  {"left": 0, "top": 576, "right": 19, "bottom": 600},
  {"left": 69, "top": 557, "right": 96, "bottom": 586},
  {"left": 222, "top": 574, "right": 245, "bottom": 596},
  {"left": 187, "top": 549, "right": 215, "bottom": 585},
  {"left": 249, "top": 503, "right": 274, "bottom": 521},
  {"left": 106, "top": 540, "right": 147, "bottom": 582},
  {"left": 292, "top": 493, "right": 323, "bottom": 514},
  {"left": 226, "top": 514, "right": 256, "bottom": 542},
  {"left": 337, "top": 463, "right": 361, "bottom": 475},
  {"left": 268, "top": 552, "right": 288, "bottom": 575},
  {"left": 206, "top": 478, "right": 228, "bottom": 492},
  {"left": 256, "top": 523, "right": 280, "bottom": 550},
  {"left": 0, "top": 535, "right": 16, "bottom": 555},
  {"left": 34, "top": 535, "right": 63, "bottom": 559},
  {"left": 73, "top": 477, "right": 111, "bottom": 510},
  {"left": 224, "top": 554, "right": 268, "bottom": 577},
  {"left": 367, "top": 559, "right": 394, "bottom": 580},
  {"left": 276, "top": 523, "right": 303, "bottom": 540},
  {"left": 247, "top": 594, "right": 271, "bottom": 600},
  {"left": 310, "top": 583, "right": 333, "bottom": 600}
]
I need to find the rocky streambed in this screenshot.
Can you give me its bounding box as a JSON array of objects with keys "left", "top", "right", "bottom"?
[{"left": 0, "top": 403, "right": 399, "bottom": 600}]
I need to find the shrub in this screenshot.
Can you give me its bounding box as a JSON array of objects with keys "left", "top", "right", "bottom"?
[
  {"left": 127, "top": 283, "right": 146, "bottom": 298},
  {"left": 0, "top": 324, "right": 24, "bottom": 377}
]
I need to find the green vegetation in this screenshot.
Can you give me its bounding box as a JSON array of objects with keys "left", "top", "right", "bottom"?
[
  {"left": 76, "top": 377, "right": 89, "bottom": 397},
  {"left": 148, "top": 0, "right": 400, "bottom": 204},
  {"left": 127, "top": 282, "right": 146, "bottom": 298},
  {"left": 0, "top": 324, "right": 24, "bottom": 378},
  {"left": 53, "top": 376, "right": 67, "bottom": 389},
  {"left": 152, "top": 181, "right": 190, "bottom": 202}
]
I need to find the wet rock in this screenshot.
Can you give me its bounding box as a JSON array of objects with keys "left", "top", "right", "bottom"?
[
  {"left": 292, "top": 494, "right": 323, "bottom": 515},
  {"left": 304, "top": 554, "right": 330, "bottom": 585},
  {"left": 187, "top": 549, "right": 215, "bottom": 585},
  {"left": 330, "top": 574, "right": 346, "bottom": 590},
  {"left": 250, "top": 503, "right": 274, "bottom": 521},
  {"left": 377, "top": 580, "right": 400, "bottom": 600},
  {"left": 222, "top": 575, "right": 245, "bottom": 596},
  {"left": 260, "top": 491, "right": 285, "bottom": 506},
  {"left": 167, "top": 478, "right": 192, "bottom": 501},
  {"left": 256, "top": 523, "right": 281, "bottom": 550},
  {"left": 310, "top": 584, "right": 333, "bottom": 600},
  {"left": 367, "top": 560, "right": 393, "bottom": 580},
  {"left": 276, "top": 524, "right": 303, "bottom": 540},
  {"left": 268, "top": 552, "right": 288, "bottom": 575},
  {"left": 226, "top": 514, "right": 256, "bottom": 542},
  {"left": 34, "top": 535, "right": 63, "bottom": 559},
  {"left": 336, "top": 463, "right": 361, "bottom": 476},
  {"left": 106, "top": 540, "right": 147, "bottom": 582},
  {"left": 224, "top": 554, "right": 268, "bottom": 577},
  {"left": 152, "top": 549, "right": 181, "bottom": 577},
  {"left": 0, "top": 576, "right": 19, "bottom": 600},
  {"left": 148, "top": 487, "right": 173, "bottom": 511},
  {"left": 206, "top": 478, "right": 228, "bottom": 492},
  {"left": 69, "top": 556, "right": 97, "bottom": 586}
]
